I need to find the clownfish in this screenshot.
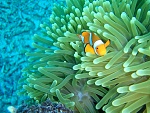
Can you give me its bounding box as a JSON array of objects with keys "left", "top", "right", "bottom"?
[{"left": 78, "top": 32, "right": 110, "bottom": 56}]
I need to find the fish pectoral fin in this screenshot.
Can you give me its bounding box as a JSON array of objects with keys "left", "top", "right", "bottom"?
[
  {"left": 104, "top": 39, "right": 110, "bottom": 47},
  {"left": 84, "top": 43, "right": 95, "bottom": 54}
]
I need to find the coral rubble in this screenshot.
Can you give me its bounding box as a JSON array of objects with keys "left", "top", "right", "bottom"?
[
  {"left": 16, "top": 99, "right": 73, "bottom": 113},
  {"left": 0, "top": 0, "right": 63, "bottom": 112}
]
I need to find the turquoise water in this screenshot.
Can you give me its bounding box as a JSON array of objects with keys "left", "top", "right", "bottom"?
[{"left": 0, "top": 0, "right": 60, "bottom": 112}]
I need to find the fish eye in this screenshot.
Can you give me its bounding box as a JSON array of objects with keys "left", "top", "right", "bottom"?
[{"left": 96, "top": 48, "right": 98, "bottom": 49}]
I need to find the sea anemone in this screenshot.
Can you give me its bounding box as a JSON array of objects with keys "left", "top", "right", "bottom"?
[
  {"left": 19, "top": 0, "right": 150, "bottom": 112},
  {"left": 74, "top": 0, "right": 150, "bottom": 112},
  {"left": 19, "top": 0, "right": 107, "bottom": 112}
]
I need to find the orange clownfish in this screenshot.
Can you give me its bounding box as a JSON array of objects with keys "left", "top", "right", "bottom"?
[{"left": 78, "top": 32, "right": 110, "bottom": 56}]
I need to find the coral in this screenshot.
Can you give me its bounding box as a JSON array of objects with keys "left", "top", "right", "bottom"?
[
  {"left": 20, "top": 0, "right": 150, "bottom": 113},
  {"left": 0, "top": 0, "right": 63, "bottom": 112}
]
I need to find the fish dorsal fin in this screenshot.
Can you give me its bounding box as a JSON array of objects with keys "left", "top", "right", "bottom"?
[
  {"left": 89, "top": 33, "right": 101, "bottom": 46},
  {"left": 92, "top": 33, "right": 100, "bottom": 43}
]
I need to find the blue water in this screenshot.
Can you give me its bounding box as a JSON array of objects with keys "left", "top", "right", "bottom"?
[{"left": 0, "top": 0, "right": 59, "bottom": 112}]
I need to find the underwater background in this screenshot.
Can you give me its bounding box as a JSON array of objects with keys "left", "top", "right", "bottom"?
[
  {"left": 0, "top": 0, "right": 65, "bottom": 112},
  {"left": 1, "top": 0, "right": 150, "bottom": 113}
]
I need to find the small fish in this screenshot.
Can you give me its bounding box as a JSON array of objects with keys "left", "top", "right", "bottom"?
[{"left": 78, "top": 31, "right": 110, "bottom": 56}]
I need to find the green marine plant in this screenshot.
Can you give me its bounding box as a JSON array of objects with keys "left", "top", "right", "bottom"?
[{"left": 19, "top": 0, "right": 150, "bottom": 112}]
